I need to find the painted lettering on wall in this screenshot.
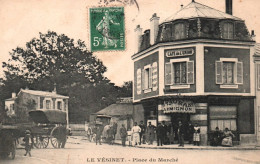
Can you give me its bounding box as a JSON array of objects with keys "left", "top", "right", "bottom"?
[
  {"left": 166, "top": 48, "right": 194, "bottom": 57},
  {"left": 161, "top": 100, "right": 195, "bottom": 113}
]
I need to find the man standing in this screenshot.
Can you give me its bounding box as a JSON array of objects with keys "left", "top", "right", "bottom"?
[
  {"left": 139, "top": 121, "right": 146, "bottom": 145},
  {"left": 156, "top": 123, "right": 164, "bottom": 146},
  {"left": 162, "top": 121, "right": 168, "bottom": 144},
  {"left": 177, "top": 121, "right": 185, "bottom": 147},
  {"left": 119, "top": 124, "right": 127, "bottom": 146},
  {"left": 131, "top": 122, "right": 141, "bottom": 146},
  {"left": 146, "top": 122, "right": 155, "bottom": 145},
  {"left": 187, "top": 122, "right": 194, "bottom": 144}
]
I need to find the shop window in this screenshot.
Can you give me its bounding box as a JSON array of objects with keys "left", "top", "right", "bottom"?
[
  {"left": 215, "top": 58, "right": 243, "bottom": 88},
  {"left": 142, "top": 64, "right": 152, "bottom": 93},
  {"left": 223, "top": 22, "right": 234, "bottom": 39},
  {"left": 46, "top": 100, "right": 51, "bottom": 109},
  {"left": 165, "top": 58, "right": 194, "bottom": 89},
  {"left": 209, "top": 106, "right": 237, "bottom": 131},
  {"left": 174, "top": 23, "right": 186, "bottom": 40},
  {"left": 57, "top": 101, "right": 62, "bottom": 110}
]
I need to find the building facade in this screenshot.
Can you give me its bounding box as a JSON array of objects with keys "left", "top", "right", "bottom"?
[
  {"left": 5, "top": 88, "right": 69, "bottom": 125},
  {"left": 132, "top": 0, "right": 256, "bottom": 145}
]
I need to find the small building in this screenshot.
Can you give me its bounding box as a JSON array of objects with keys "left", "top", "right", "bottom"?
[
  {"left": 91, "top": 97, "right": 144, "bottom": 139},
  {"left": 132, "top": 0, "right": 256, "bottom": 145},
  {"left": 4, "top": 88, "right": 69, "bottom": 125}
]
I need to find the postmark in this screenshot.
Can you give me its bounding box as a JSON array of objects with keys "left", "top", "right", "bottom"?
[{"left": 89, "top": 7, "right": 125, "bottom": 51}]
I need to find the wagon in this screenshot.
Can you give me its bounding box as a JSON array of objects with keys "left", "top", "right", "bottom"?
[
  {"left": 28, "top": 109, "right": 69, "bottom": 149},
  {"left": 0, "top": 125, "right": 18, "bottom": 159}
]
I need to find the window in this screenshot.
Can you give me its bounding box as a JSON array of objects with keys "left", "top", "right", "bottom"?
[
  {"left": 215, "top": 58, "right": 243, "bottom": 88},
  {"left": 223, "top": 62, "right": 234, "bottom": 84},
  {"left": 174, "top": 23, "right": 186, "bottom": 40},
  {"left": 138, "top": 62, "right": 157, "bottom": 95},
  {"left": 209, "top": 106, "right": 237, "bottom": 131},
  {"left": 57, "top": 101, "right": 62, "bottom": 110},
  {"left": 165, "top": 59, "right": 194, "bottom": 89},
  {"left": 46, "top": 100, "right": 51, "bottom": 109},
  {"left": 142, "top": 65, "right": 152, "bottom": 93},
  {"left": 174, "top": 62, "right": 186, "bottom": 84},
  {"left": 223, "top": 22, "right": 234, "bottom": 39}
]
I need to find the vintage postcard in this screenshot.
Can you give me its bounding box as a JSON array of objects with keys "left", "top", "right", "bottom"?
[{"left": 0, "top": 0, "right": 260, "bottom": 164}]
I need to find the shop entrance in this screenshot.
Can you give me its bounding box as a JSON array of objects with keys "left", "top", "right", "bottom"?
[{"left": 170, "top": 113, "right": 190, "bottom": 141}]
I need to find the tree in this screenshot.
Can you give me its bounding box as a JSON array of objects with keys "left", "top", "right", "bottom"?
[
  {"left": 1, "top": 31, "right": 110, "bottom": 122},
  {"left": 118, "top": 81, "right": 132, "bottom": 97}
]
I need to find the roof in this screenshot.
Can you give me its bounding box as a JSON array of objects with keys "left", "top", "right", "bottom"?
[
  {"left": 5, "top": 97, "right": 16, "bottom": 101},
  {"left": 29, "top": 109, "right": 67, "bottom": 124},
  {"left": 19, "top": 89, "right": 69, "bottom": 99},
  {"left": 254, "top": 43, "right": 260, "bottom": 56},
  {"left": 164, "top": 1, "right": 242, "bottom": 23},
  {"left": 96, "top": 103, "right": 133, "bottom": 116}
]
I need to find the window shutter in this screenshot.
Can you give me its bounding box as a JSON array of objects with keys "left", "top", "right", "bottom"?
[
  {"left": 258, "top": 64, "right": 260, "bottom": 89},
  {"left": 236, "top": 62, "right": 243, "bottom": 84},
  {"left": 165, "top": 63, "right": 172, "bottom": 85},
  {"left": 149, "top": 66, "right": 152, "bottom": 88},
  {"left": 136, "top": 68, "right": 141, "bottom": 95},
  {"left": 152, "top": 62, "right": 158, "bottom": 91},
  {"left": 187, "top": 61, "right": 194, "bottom": 84},
  {"left": 142, "top": 69, "right": 145, "bottom": 90},
  {"left": 215, "top": 61, "right": 223, "bottom": 84}
]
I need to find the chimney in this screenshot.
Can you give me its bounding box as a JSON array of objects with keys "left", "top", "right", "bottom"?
[
  {"left": 181, "top": 4, "right": 184, "bottom": 9},
  {"left": 134, "top": 25, "right": 143, "bottom": 53},
  {"left": 150, "top": 13, "right": 160, "bottom": 45},
  {"left": 251, "top": 30, "right": 256, "bottom": 41},
  {"left": 53, "top": 83, "right": 57, "bottom": 93},
  {"left": 226, "top": 0, "right": 232, "bottom": 15},
  {"left": 12, "top": 92, "right": 16, "bottom": 98}
]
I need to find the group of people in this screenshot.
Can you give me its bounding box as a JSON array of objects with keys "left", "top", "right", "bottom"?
[
  {"left": 128, "top": 120, "right": 201, "bottom": 147},
  {"left": 211, "top": 127, "right": 235, "bottom": 147},
  {"left": 90, "top": 120, "right": 236, "bottom": 147}
]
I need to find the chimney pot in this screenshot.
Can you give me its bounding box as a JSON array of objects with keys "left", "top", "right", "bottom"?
[
  {"left": 11, "top": 92, "right": 16, "bottom": 98},
  {"left": 150, "top": 13, "right": 160, "bottom": 45},
  {"left": 226, "top": 0, "right": 233, "bottom": 15},
  {"left": 251, "top": 30, "right": 256, "bottom": 41}
]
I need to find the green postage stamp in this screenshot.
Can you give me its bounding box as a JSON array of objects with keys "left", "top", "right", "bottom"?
[{"left": 89, "top": 7, "right": 125, "bottom": 51}]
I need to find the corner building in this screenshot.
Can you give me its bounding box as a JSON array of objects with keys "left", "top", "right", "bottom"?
[{"left": 132, "top": 0, "right": 256, "bottom": 145}]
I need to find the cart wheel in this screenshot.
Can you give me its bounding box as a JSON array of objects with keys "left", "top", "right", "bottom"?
[
  {"left": 50, "top": 137, "right": 59, "bottom": 148},
  {"left": 33, "top": 136, "right": 49, "bottom": 148}
]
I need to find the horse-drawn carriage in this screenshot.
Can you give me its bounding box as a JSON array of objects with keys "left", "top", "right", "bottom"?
[{"left": 28, "top": 109, "right": 69, "bottom": 148}]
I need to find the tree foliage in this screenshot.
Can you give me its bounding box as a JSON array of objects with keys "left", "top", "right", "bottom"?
[{"left": 1, "top": 31, "right": 132, "bottom": 123}]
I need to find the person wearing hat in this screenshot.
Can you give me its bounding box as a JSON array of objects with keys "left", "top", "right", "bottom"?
[
  {"left": 23, "top": 130, "right": 32, "bottom": 157},
  {"left": 146, "top": 121, "right": 156, "bottom": 145}
]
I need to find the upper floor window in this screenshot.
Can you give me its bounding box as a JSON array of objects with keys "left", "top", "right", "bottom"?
[
  {"left": 46, "top": 100, "right": 51, "bottom": 109},
  {"left": 223, "top": 22, "right": 234, "bottom": 39},
  {"left": 143, "top": 65, "right": 152, "bottom": 92},
  {"left": 174, "top": 23, "right": 186, "bottom": 40},
  {"left": 165, "top": 58, "right": 194, "bottom": 89},
  {"left": 136, "top": 62, "right": 158, "bottom": 95},
  {"left": 215, "top": 58, "right": 243, "bottom": 88},
  {"left": 57, "top": 101, "right": 62, "bottom": 110}
]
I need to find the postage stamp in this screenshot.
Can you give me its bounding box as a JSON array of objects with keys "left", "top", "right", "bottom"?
[{"left": 89, "top": 7, "right": 125, "bottom": 51}]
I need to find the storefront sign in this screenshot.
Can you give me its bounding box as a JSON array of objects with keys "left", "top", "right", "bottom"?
[
  {"left": 161, "top": 100, "right": 195, "bottom": 113},
  {"left": 166, "top": 48, "right": 194, "bottom": 58}
]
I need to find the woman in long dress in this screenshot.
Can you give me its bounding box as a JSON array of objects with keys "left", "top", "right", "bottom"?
[
  {"left": 221, "top": 128, "right": 235, "bottom": 147},
  {"left": 193, "top": 123, "right": 200, "bottom": 146}
]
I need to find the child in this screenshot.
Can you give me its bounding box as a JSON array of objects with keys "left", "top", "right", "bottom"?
[{"left": 23, "top": 130, "right": 32, "bottom": 157}]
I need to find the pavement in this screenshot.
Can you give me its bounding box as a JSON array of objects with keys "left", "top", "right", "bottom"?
[{"left": 68, "top": 135, "right": 260, "bottom": 150}]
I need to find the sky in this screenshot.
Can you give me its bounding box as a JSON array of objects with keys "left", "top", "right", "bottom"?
[{"left": 0, "top": 0, "right": 260, "bottom": 86}]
